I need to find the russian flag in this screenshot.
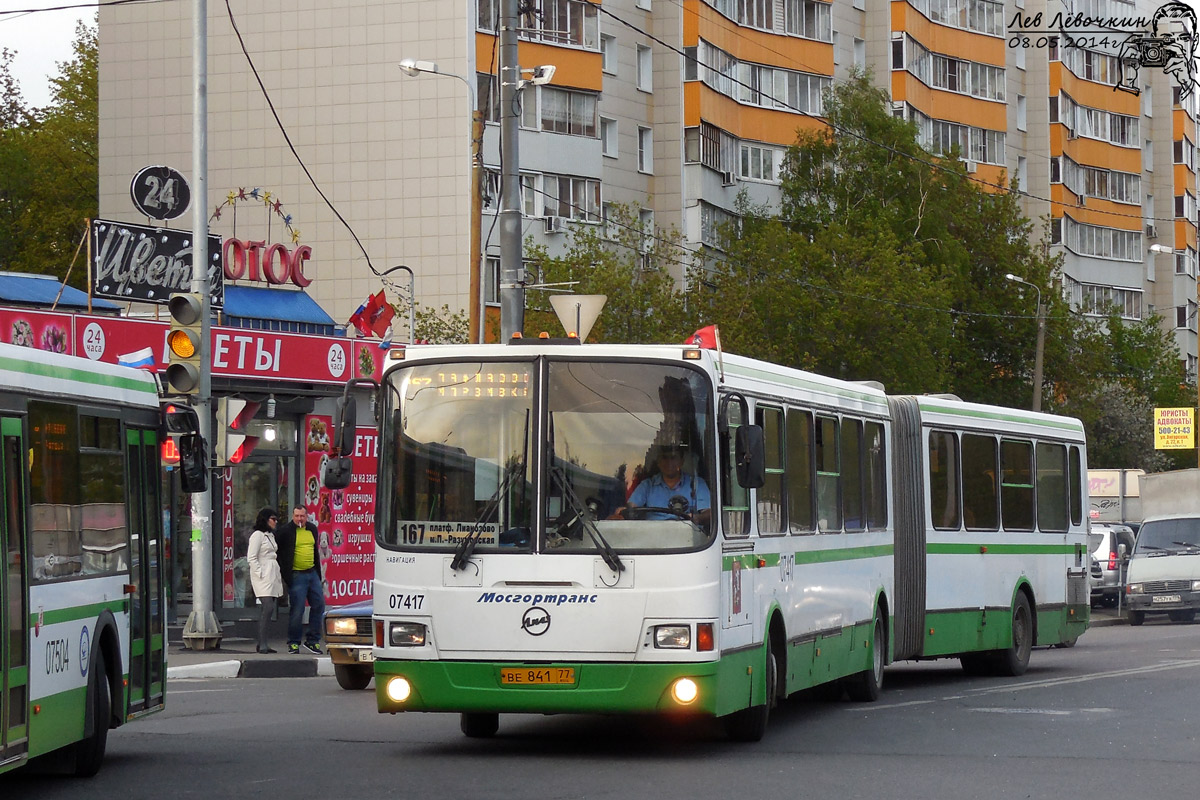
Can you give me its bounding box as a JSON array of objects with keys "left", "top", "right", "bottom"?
[
  {"left": 377, "top": 326, "right": 394, "bottom": 350},
  {"left": 117, "top": 346, "right": 156, "bottom": 370}
]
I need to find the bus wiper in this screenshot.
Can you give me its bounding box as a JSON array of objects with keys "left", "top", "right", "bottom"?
[
  {"left": 550, "top": 466, "right": 624, "bottom": 574},
  {"left": 451, "top": 461, "right": 521, "bottom": 571},
  {"left": 1171, "top": 541, "right": 1200, "bottom": 550}
]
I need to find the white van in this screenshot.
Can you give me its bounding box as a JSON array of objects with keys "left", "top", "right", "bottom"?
[{"left": 1123, "top": 514, "right": 1200, "bottom": 625}]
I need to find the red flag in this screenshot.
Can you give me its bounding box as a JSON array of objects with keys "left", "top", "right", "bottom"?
[
  {"left": 686, "top": 325, "right": 719, "bottom": 349},
  {"left": 348, "top": 298, "right": 372, "bottom": 337},
  {"left": 365, "top": 290, "right": 395, "bottom": 338}
]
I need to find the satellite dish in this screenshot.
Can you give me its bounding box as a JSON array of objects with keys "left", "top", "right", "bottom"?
[{"left": 550, "top": 295, "right": 606, "bottom": 341}]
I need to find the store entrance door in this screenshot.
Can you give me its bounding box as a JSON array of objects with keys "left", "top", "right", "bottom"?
[{"left": 224, "top": 456, "right": 291, "bottom": 611}]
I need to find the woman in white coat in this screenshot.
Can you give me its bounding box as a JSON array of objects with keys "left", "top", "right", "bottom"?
[{"left": 247, "top": 507, "right": 283, "bottom": 653}]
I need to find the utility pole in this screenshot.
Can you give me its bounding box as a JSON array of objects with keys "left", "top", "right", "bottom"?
[
  {"left": 469, "top": 108, "right": 485, "bottom": 343},
  {"left": 182, "top": 0, "right": 221, "bottom": 650},
  {"left": 498, "top": 0, "right": 523, "bottom": 338},
  {"left": 1033, "top": 299, "right": 1045, "bottom": 413}
]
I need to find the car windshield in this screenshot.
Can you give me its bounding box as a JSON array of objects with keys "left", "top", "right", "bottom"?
[
  {"left": 1134, "top": 519, "right": 1200, "bottom": 554},
  {"left": 541, "top": 361, "right": 715, "bottom": 554}
]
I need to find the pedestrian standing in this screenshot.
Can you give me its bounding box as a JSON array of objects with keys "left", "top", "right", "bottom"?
[
  {"left": 246, "top": 507, "right": 283, "bottom": 654},
  {"left": 276, "top": 505, "right": 326, "bottom": 654}
]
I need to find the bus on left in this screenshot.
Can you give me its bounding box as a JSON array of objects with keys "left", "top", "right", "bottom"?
[{"left": 0, "top": 342, "right": 174, "bottom": 777}]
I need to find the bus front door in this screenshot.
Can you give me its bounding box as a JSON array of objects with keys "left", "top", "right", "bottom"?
[
  {"left": 1, "top": 418, "right": 29, "bottom": 767},
  {"left": 126, "top": 428, "right": 164, "bottom": 715}
]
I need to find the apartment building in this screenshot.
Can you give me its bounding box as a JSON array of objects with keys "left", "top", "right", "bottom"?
[{"left": 97, "top": 0, "right": 1198, "bottom": 366}]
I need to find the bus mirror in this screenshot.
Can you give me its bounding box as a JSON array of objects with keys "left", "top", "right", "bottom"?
[
  {"left": 322, "top": 455, "right": 353, "bottom": 490},
  {"left": 333, "top": 396, "right": 357, "bottom": 456},
  {"left": 1118, "top": 542, "right": 1128, "bottom": 560},
  {"left": 177, "top": 433, "right": 208, "bottom": 493},
  {"left": 735, "top": 425, "right": 765, "bottom": 489}
]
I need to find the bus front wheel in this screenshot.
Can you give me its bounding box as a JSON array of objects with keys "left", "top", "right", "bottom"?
[
  {"left": 460, "top": 712, "right": 499, "bottom": 738},
  {"left": 724, "top": 647, "right": 776, "bottom": 742}
]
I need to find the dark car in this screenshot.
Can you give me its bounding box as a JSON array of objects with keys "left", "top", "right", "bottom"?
[{"left": 324, "top": 600, "right": 374, "bottom": 690}]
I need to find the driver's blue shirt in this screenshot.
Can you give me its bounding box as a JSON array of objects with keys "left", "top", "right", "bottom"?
[{"left": 628, "top": 472, "right": 711, "bottom": 518}]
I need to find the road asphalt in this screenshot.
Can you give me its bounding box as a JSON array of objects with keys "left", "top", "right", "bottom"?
[{"left": 164, "top": 606, "right": 1129, "bottom": 680}]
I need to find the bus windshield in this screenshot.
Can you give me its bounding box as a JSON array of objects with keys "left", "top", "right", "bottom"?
[{"left": 378, "top": 358, "right": 714, "bottom": 554}]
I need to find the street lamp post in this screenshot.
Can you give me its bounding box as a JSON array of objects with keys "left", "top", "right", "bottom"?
[
  {"left": 383, "top": 264, "right": 416, "bottom": 343},
  {"left": 398, "top": 58, "right": 485, "bottom": 343},
  {"left": 1005, "top": 273, "right": 1045, "bottom": 412},
  {"left": 1150, "top": 243, "right": 1199, "bottom": 466}
]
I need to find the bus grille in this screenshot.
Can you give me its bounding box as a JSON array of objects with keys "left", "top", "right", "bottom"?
[{"left": 1144, "top": 580, "right": 1192, "bottom": 593}]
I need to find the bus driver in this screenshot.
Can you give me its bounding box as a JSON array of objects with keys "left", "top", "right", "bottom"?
[{"left": 613, "top": 442, "right": 711, "bottom": 526}]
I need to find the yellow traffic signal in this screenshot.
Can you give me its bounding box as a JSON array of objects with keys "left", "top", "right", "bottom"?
[{"left": 165, "top": 293, "right": 203, "bottom": 394}]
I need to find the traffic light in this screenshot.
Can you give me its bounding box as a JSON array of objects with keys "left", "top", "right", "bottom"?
[
  {"left": 165, "top": 292, "right": 203, "bottom": 395},
  {"left": 215, "top": 398, "right": 261, "bottom": 466},
  {"left": 160, "top": 402, "right": 207, "bottom": 491}
]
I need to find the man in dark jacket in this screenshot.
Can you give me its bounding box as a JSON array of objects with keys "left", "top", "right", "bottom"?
[{"left": 276, "top": 505, "right": 325, "bottom": 654}]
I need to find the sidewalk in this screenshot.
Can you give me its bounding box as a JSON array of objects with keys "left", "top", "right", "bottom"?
[{"left": 166, "top": 607, "right": 1128, "bottom": 680}]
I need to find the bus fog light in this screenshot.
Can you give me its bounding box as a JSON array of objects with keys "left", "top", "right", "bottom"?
[
  {"left": 654, "top": 625, "right": 691, "bottom": 649},
  {"left": 386, "top": 676, "right": 412, "bottom": 703},
  {"left": 671, "top": 678, "right": 699, "bottom": 705},
  {"left": 390, "top": 622, "right": 426, "bottom": 646}
]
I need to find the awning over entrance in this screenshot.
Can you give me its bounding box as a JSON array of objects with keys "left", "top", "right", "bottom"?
[
  {"left": 221, "top": 285, "right": 338, "bottom": 337},
  {"left": 0, "top": 272, "right": 120, "bottom": 312}
]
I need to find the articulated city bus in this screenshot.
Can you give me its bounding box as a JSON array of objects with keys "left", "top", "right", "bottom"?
[
  {"left": 0, "top": 344, "right": 167, "bottom": 775},
  {"left": 327, "top": 340, "right": 1090, "bottom": 741}
]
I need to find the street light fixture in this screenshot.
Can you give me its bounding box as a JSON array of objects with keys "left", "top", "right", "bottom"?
[
  {"left": 1005, "top": 273, "right": 1045, "bottom": 413},
  {"left": 398, "top": 58, "right": 485, "bottom": 343},
  {"left": 1148, "top": 244, "right": 1173, "bottom": 255},
  {"left": 383, "top": 264, "right": 417, "bottom": 344}
]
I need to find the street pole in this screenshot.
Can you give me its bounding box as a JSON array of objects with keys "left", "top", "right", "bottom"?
[
  {"left": 182, "top": 0, "right": 221, "bottom": 650},
  {"left": 498, "top": 0, "right": 523, "bottom": 338},
  {"left": 1033, "top": 299, "right": 1045, "bottom": 413}
]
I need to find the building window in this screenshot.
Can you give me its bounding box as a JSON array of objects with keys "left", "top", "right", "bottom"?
[
  {"left": 522, "top": 86, "right": 597, "bottom": 137},
  {"left": 783, "top": 0, "right": 833, "bottom": 42},
  {"left": 541, "top": 173, "right": 602, "bottom": 222},
  {"left": 853, "top": 38, "right": 865, "bottom": 69},
  {"left": 1063, "top": 216, "right": 1143, "bottom": 262},
  {"left": 638, "top": 126, "right": 653, "bottom": 173},
  {"left": 477, "top": 74, "right": 499, "bottom": 123},
  {"left": 637, "top": 45, "right": 653, "bottom": 92},
  {"left": 484, "top": 256, "right": 500, "bottom": 304},
  {"left": 477, "top": 0, "right": 496, "bottom": 30},
  {"left": 520, "top": 0, "right": 599, "bottom": 49},
  {"left": 601, "top": 117, "right": 618, "bottom": 157},
  {"left": 601, "top": 34, "right": 616, "bottom": 74},
  {"left": 1017, "top": 94, "right": 1026, "bottom": 131},
  {"left": 739, "top": 142, "right": 782, "bottom": 183}
]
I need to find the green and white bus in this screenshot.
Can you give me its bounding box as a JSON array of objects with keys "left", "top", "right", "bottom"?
[
  {"left": 329, "top": 341, "right": 1090, "bottom": 741},
  {"left": 0, "top": 343, "right": 167, "bottom": 776}
]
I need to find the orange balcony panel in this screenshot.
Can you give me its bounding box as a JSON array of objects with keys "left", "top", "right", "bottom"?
[
  {"left": 1050, "top": 123, "right": 1065, "bottom": 155},
  {"left": 972, "top": 163, "right": 1007, "bottom": 193},
  {"left": 1069, "top": 202, "right": 1142, "bottom": 232},
  {"left": 1058, "top": 70, "right": 1139, "bottom": 117},
  {"left": 692, "top": 83, "right": 826, "bottom": 144},
  {"left": 1050, "top": 62, "right": 1062, "bottom": 96},
  {"left": 1061, "top": 137, "right": 1141, "bottom": 174},
  {"left": 1176, "top": 219, "right": 1198, "bottom": 249},
  {"left": 890, "top": 0, "right": 1006, "bottom": 64},
  {"left": 1174, "top": 109, "right": 1196, "bottom": 140},
  {"left": 894, "top": 73, "right": 1006, "bottom": 129},
  {"left": 474, "top": 34, "right": 603, "bottom": 92},
  {"left": 693, "top": 3, "right": 834, "bottom": 73},
  {"left": 1176, "top": 163, "right": 1197, "bottom": 188}
]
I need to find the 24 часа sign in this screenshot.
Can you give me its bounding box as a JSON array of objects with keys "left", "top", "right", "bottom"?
[{"left": 91, "top": 219, "right": 223, "bottom": 307}]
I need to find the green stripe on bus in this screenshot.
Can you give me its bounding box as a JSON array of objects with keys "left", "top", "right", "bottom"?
[
  {"left": 722, "top": 544, "right": 893, "bottom": 570},
  {"left": 918, "top": 401, "right": 1084, "bottom": 433},
  {"left": 27, "top": 685, "right": 87, "bottom": 759},
  {"left": 926, "top": 543, "right": 1078, "bottom": 555},
  {"left": 0, "top": 354, "right": 157, "bottom": 396},
  {"left": 32, "top": 599, "right": 128, "bottom": 626}
]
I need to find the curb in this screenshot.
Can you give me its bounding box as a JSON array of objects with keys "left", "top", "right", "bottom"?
[{"left": 168, "top": 656, "right": 334, "bottom": 680}]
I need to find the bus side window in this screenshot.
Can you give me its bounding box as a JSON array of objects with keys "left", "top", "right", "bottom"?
[
  {"left": 787, "top": 409, "right": 815, "bottom": 534},
  {"left": 721, "top": 399, "right": 749, "bottom": 536},
  {"left": 841, "top": 418, "right": 864, "bottom": 531},
  {"left": 1000, "top": 439, "right": 1034, "bottom": 531},
  {"left": 928, "top": 430, "right": 960, "bottom": 530},
  {"left": 962, "top": 433, "right": 998, "bottom": 530},
  {"left": 815, "top": 415, "right": 841, "bottom": 532},
  {"left": 1036, "top": 442, "right": 1068, "bottom": 532},
  {"left": 865, "top": 421, "right": 887, "bottom": 530},
  {"left": 1068, "top": 445, "right": 1084, "bottom": 526},
  {"left": 756, "top": 406, "right": 785, "bottom": 534}
]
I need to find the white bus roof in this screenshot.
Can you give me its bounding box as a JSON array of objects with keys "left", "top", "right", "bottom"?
[{"left": 0, "top": 342, "right": 160, "bottom": 408}]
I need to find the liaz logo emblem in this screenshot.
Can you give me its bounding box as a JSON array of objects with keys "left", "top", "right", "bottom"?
[{"left": 521, "top": 606, "right": 551, "bottom": 636}]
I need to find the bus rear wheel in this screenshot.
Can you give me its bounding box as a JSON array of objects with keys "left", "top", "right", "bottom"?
[
  {"left": 996, "top": 593, "right": 1033, "bottom": 677},
  {"left": 72, "top": 655, "right": 111, "bottom": 777},
  {"left": 460, "top": 712, "right": 499, "bottom": 738},
  {"left": 334, "top": 664, "right": 372, "bottom": 691},
  {"left": 845, "top": 615, "right": 885, "bottom": 702}
]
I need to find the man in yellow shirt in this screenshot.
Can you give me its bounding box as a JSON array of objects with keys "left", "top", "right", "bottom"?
[{"left": 276, "top": 506, "right": 326, "bottom": 654}]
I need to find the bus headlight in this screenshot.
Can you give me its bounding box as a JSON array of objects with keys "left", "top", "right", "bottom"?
[
  {"left": 1127, "top": 583, "right": 1143, "bottom": 594},
  {"left": 654, "top": 625, "right": 691, "bottom": 649},
  {"left": 1192, "top": 581, "right": 1200, "bottom": 591},
  {"left": 385, "top": 676, "right": 412, "bottom": 703},
  {"left": 671, "top": 678, "right": 699, "bottom": 705},
  {"left": 390, "top": 622, "right": 427, "bottom": 647}
]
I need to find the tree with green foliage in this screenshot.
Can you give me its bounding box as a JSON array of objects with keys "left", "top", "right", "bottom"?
[{"left": 0, "top": 20, "right": 97, "bottom": 286}]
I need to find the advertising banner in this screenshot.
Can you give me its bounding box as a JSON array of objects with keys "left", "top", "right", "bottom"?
[
  {"left": 91, "top": 219, "right": 224, "bottom": 306},
  {"left": 303, "top": 415, "right": 378, "bottom": 605},
  {"left": 1154, "top": 407, "right": 1194, "bottom": 450}
]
